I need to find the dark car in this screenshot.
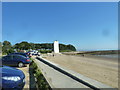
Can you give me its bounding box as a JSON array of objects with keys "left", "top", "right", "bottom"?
[
  {"left": 26, "top": 52, "right": 32, "bottom": 58},
  {"left": 9, "top": 52, "right": 30, "bottom": 58},
  {"left": 1, "top": 54, "right": 31, "bottom": 68},
  {"left": 0, "top": 65, "right": 25, "bottom": 89}
]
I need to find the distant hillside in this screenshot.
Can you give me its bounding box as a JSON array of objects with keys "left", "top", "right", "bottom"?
[
  {"left": 1, "top": 41, "right": 76, "bottom": 54},
  {"left": 14, "top": 41, "right": 76, "bottom": 52}
]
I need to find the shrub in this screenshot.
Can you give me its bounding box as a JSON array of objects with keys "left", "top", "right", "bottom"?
[{"left": 30, "top": 61, "right": 51, "bottom": 89}]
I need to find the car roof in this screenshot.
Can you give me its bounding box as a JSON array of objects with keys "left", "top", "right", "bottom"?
[
  {"left": 9, "top": 52, "right": 28, "bottom": 56},
  {"left": 11, "top": 52, "right": 26, "bottom": 54},
  {"left": 7, "top": 54, "right": 27, "bottom": 58}
]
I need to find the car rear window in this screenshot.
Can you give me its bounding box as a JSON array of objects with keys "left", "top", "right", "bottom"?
[{"left": 13, "top": 55, "right": 27, "bottom": 59}]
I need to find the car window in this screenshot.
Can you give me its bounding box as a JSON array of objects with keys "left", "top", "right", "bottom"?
[
  {"left": 3, "top": 56, "right": 13, "bottom": 60},
  {"left": 19, "top": 55, "right": 27, "bottom": 59},
  {"left": 2, "top": 56, "right": 6, "bottom": 60},
  {"left": 13, "top": 55, "right": 26, "bottom": 59},
  {"left": 20, "top": 54, "right": 25, "bottom": 56},
  {"left": 13, "top": 55, "right": 19, "bottom": 59},
  {"left": 21, "top": 54, "right": 27, "bottom": 57}
]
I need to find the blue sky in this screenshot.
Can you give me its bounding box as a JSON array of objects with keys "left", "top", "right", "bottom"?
[{"left": 2, "top": 2, "right": 118, "bottom": 51}]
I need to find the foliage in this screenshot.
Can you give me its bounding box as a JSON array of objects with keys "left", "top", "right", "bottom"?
[
  {"left": 59, "top": 44, "right": 76, "bottom": 52},
  {"left": 14, "top": 42, "right": 76, "bottom": 52},
  {"left": 2, "top": 41, "right": 15, "bottom": 55},
  {"left": 14, "top": 41, "right": 31, "bottom": 50},
  {"left": 30, "top": 61, "right": 51, "bottom": 89},
  {"left": 0, "top": 42, "right": 2, "bottom": 50},
  {"left": 39, "top": 49, "right": 52, "bottom": 53},
  {"left": 1, "top": 40, "right": 76, "bottom": 54},
  {"left": 0, "top": 42, "right": 2, "bottom": 55},
  {"left": 60, "top": 50, "right": 73, "bottom": 52}
]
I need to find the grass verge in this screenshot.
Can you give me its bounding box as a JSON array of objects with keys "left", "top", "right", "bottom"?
[{"left": 29, "top": 60, "right": 51, "bottom": 90}]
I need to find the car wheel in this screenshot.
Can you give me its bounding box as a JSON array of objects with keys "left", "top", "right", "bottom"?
[{"left": 18, "top": 62, "right": 24, "bottom": 68}]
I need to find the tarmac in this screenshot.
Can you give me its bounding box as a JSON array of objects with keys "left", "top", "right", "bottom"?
[{"left": 43, "top": 53, "right": 118, "bottom": 88}]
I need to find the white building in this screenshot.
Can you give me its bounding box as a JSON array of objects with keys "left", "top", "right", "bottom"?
[{"left": 54, "top": 40, "right": 59, "bottom": 53}]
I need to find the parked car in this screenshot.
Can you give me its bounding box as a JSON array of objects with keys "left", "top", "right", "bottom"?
[
  {"left": 9, "top": 52, "right": 30, "bottom": 58},
  {"left": 26, "top": 51, "right": 34, "bottom": 55},
  {"left": 0, "top": 65, "right": 25, "bottom": 89},
  {"left": 26, "top": 51, "right": 40, "bottom": 56},
  {"left": 26, "top": 51, "right": 32, "bottom": 58},
  {"left": 1, "top": 54, "right": 31, "bottom": 68}
]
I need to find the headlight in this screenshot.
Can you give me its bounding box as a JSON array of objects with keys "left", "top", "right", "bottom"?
[{"left": 2, "top": 76, "right": 21, "bottom": 81}]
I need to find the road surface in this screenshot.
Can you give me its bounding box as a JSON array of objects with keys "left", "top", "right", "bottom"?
[{"left": 43, "top": 54, "right": 118, "bottom": 88}]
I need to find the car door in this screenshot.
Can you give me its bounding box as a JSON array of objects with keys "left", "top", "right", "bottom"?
[
  {"left": 12, "top": 55, "right": 20, "bottom": 65},
  {"left": 2, "top": 55, "right": 13, "bottom": 66},
  {"left": 2, "top": 56, "right": 7, "bottom": 65}
]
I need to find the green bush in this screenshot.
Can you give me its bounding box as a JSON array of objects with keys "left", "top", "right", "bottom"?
[
  {"left": 30, "top": 61, "right": 51, "bottom": 90},
  {"left": 2, "top": 49, "right": 15, "bottom": 55},
  {"left": 60, "top": 50, "right": 72, "bottom": 52},
  {"left": 39, "top": 50, "right": 52, "bottom": 54}
]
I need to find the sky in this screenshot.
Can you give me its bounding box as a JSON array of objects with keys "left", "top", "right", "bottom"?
[{"left": 2, "top": 2, "right": 118, "bottom": 51}]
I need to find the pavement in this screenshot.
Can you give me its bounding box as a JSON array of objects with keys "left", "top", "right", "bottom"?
[
  {"left": 17, "top": 62, "right": 37, "bottom": 90},
  {"left": 17, "top": 65, "right": 30, "bottom": 89}
]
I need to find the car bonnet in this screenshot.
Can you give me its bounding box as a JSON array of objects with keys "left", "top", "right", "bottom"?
[{"left": 0, "top": 66, "right": 25, "bottom": 79}]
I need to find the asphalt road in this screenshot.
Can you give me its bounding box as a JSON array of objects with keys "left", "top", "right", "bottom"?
[{"left": 44, "top": 54, "right": 118, "bottom": 88}]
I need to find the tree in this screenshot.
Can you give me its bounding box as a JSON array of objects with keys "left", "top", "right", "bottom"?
[
  {"left": 14, "top": 41, "right": 31, "bottom": 50},
  {"left": 0, "top": 42, "right": 2, "bottom": 54},
  {"left": 14, "top": 43, "right": 20, "bottom": 49},
  {"left": 29, "top": 43, "right": 35, "bottom": 50},
  {"left": 0, "top": 42, "right": 2, "bottom": 48},
  {"left": 34, "top": 44, "right": 41, "bottom": 50},
  {"left": 13, "top": 41, "right": 76, "bottom": 52},
  {"left": 59, "top": 44, "right": 76, "bottom": 52},
  {"left": 67, "top": 44, "right": 76, "bottom": 51},
  {"left": 2, "top": 41, "right": 14, "bottom": 54}
]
